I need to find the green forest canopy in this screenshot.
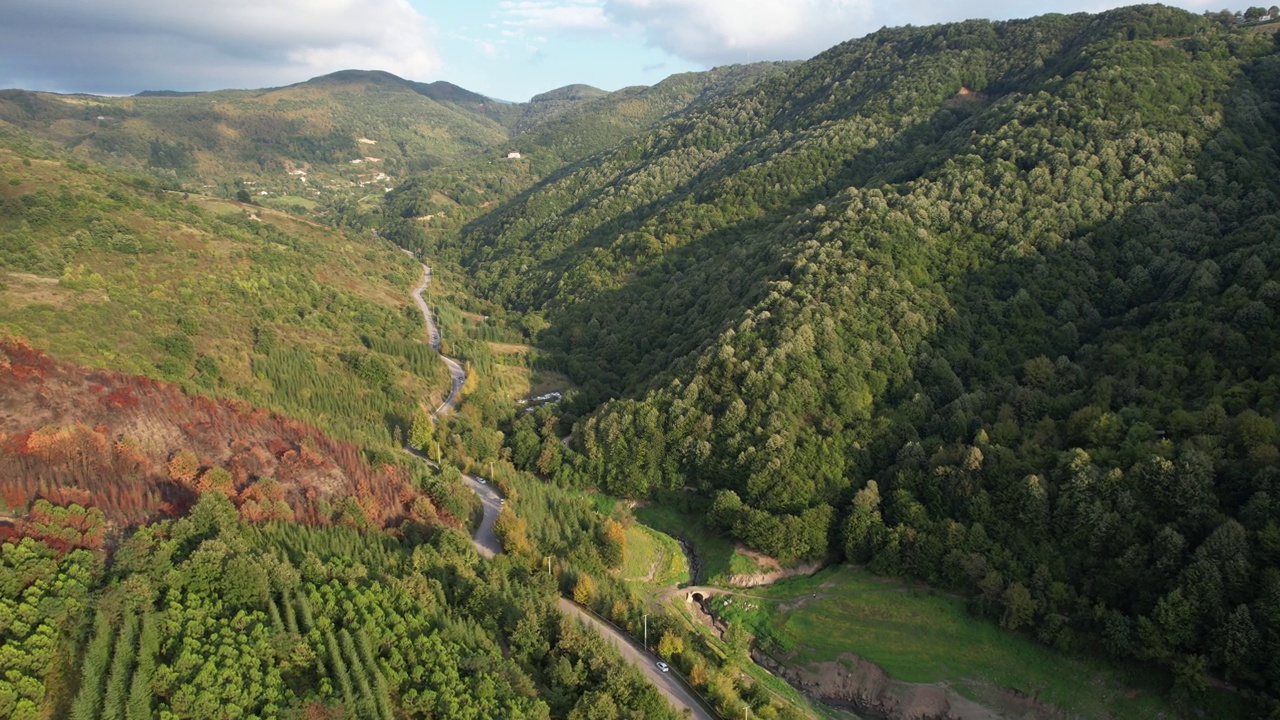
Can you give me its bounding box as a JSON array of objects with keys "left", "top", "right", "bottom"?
[{"left": 434, "top": 5, "right": 1280, "bottom": 705}]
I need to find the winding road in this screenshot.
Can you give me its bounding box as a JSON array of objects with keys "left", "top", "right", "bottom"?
[
  {"left": 405, "top": 258, "right": 466, "bottom": 418},
  {"left": 557, "top": 599, "right": 716, "bottom": 720},
  {"left": 400, "top": 254, "right": 711, "bottom": 718},
  {"left": 463, "top": 472, "right": 503, "bottom": 559}
]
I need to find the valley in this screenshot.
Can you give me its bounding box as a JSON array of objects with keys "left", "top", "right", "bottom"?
[
  {"left": 3, "top": 4, "right": 1280, "bottom": 719},
  {"left": 406, "top": 261, "right": 467, "bottom": 418}
]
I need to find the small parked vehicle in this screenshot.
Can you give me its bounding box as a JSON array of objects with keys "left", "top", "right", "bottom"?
[{"left": 656, "top": 661, "right": 669, "bottom": 673}]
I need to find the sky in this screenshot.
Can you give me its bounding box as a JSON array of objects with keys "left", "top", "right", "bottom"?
[{"left": 0, "top": 0, "right": 1225, "bottom": 102}]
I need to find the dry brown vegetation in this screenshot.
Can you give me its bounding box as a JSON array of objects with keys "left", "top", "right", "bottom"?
[{"left": 0, "top": 337, "right": 449, "bottom": 530}]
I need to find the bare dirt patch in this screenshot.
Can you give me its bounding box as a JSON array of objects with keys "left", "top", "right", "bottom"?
[
  {"left": 0, "top": 271, "right": 106, "bottom": 309},
  {"left": 0, "top": 338, "right": 438, "bottom": 530},
  {"left": 729, "top": 546, "right": 826, "bottom": 587},
  {"left": 943, "top": 86, "right": 990, "bottom": 109},
  {"left": 756, "top": 651, "right": 1064, "bottom": 720}
]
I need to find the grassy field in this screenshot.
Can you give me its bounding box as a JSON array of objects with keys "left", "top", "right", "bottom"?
[
  {"left": 663, "top": 597, "right": 859, "bottom": 720},
  {"left": 528, "top": 368, "right": 574, "bottom": 398},
  {"left": 620, "top": 523, "right": 689, "bottom": 588},
  {"left": 264, "top": 194, "right": 319, "bottom": 210},
  {"left": 490, "top": 363, "right": 531, "bottom": 400},
  {"left": 486, "top": 341, "right": 529, "bottom": 355},
  {"left": 633, "top": 496, "right": 767, "bottom": 585},
  {"left": 583, "top": 493, "right": 690, "bottom": 588},
  {"left": 711, "top": 566, "right": 1241, "bottom": 720}
]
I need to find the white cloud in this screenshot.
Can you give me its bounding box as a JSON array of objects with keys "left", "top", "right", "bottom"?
[
  {"left": 491, "top": 0, "right": 1030, "bottom": 67},
  {"left": 499, "top": 1, "right": 613, "bottom": 32},
  {"left": 0, "top": 0, "right": 441, "bottom": 93},
  {"left": 596, "top": 0, "right": 1213, "bottom": 66},
  {"left": 602, "top": 0, "right": 873, "bottom": 64}
]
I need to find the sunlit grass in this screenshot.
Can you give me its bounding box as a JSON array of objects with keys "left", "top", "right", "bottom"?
[
  {"left": 633, "top": 498, "right": 767, "bottom": 586},
  {"left": 621, "top": 523, "right": 689, "bottom": 588},
  {"left": 713, "top": 566, "right": 1241, "bottom": 720}
]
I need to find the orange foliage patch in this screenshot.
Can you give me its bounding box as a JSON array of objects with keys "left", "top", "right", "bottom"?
[{"left": 0, "top": 337, "right": 450, "bottom": 531}]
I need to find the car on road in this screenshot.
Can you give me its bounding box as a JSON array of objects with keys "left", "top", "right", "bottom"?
[
  {"left": 477, "top": 477, "right": 486, "bottom": 484},
  {"left": 655, "top": 661, "right": 669, "bottom": 673}
]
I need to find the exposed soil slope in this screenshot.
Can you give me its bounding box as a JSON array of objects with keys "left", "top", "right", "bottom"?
[{"left": 754, "top": 650, "right": 1062, "bottom": 720}]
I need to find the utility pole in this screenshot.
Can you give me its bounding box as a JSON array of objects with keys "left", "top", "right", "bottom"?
[
  {"left": 643, "top": 614, "right": 648, "bottom": 650},
  {"left": 546, "top": 556, "right": 551, "bottom": 575}
]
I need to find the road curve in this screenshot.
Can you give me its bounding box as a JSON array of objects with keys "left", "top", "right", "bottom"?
[
  {"left": 463, "top": 473, "right": 502, "bottom": 559},
  {"left": 406, "top": 260, "right": 466, "bottom": 418},
  {"left": 558, "top": 599, "right": 716, "bottom": 720},
  {"left": 401, "top": 446, "right": 504, "bottom": 559},
  {"left": 398, "top": 251, "right": 710, "bottom": 720}
]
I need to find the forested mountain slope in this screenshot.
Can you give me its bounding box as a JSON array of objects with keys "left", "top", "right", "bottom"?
[
  {"left": 0, "top": 126, "right": 691, "bottom": 720},
  {"left": 0, "top": 64, "right": 786, "bottom": 229},
  {"left": 461, "top": 5, "right": 1280, "bottom": 702},
  {"left": 375, "top": 63, "right": 789, "bottom": 255},
  {"left": 0, "top": 134, "right": 448, "bottom": 453},
  {"left": 509, "top": 63, "right": 791, "bottom": 167}
]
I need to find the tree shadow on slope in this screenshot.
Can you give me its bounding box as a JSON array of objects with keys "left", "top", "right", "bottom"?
[
  {"left": 511, "top": 78, "right": 1043, "bottom": 411},
  {"left": 852, "top": 40, "right": 1280, "bottom": 713},
  {"left": 565, "top": 20, "right": 1280, "bottom": 711},
  {"left": 458, "top": 9, "right": 1195, "bottom": 411}
]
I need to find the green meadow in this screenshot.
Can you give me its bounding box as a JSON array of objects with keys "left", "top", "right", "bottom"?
[
  {"left": 634, "top": 495, "right": 768, "bottom": 585},
  {"left": 712, "top": 566, "right": 1244, "bottom": 720},
  {"left": 620, "top": 522, "right": 690, "bottom": 589}
]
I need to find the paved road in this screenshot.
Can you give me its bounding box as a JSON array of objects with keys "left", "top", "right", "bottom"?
[
  {"left": 463, "top": 473, "right": 502, "bottom": 559},
  {"left": 406, "top": 261, "right": 466, "bottom": 418},
  {"left": 400, "top": 445, "right": 504, "bottom": 559},
  {"left": 398, "top": 251, "right": 710, "bottom": 719},
  {"left": 558, "top": 599, "right": 716, "bottom": 720}
]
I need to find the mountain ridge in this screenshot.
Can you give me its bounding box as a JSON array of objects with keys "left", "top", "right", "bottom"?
[
  {"left": 432, "top": 4, "right": 1280, "bottom": 705},
  {"left": 3, "top": 5, "right": 1280, "bottom": 714}
]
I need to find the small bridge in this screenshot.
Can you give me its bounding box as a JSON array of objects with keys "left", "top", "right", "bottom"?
[{"left": 682, "top": 586, "right": 728, "bottom": 606}]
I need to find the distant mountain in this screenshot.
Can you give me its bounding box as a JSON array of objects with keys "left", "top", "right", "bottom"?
[
  {"left": 418, "top": 79, "right": 493, "bottom": 106},
  {"left": 133, "top": 89, "right": 205, "bottom": 97},
  {"left": 534, "top": 84, "right": 609, "bottom": 103},
  {"left": 485, "top": 84, "right": 611, "bottom": 132},
  {"left": 299, "top": 69, "right": 493, "bottom": 106},
  {"left": 511, "top": 62, "right": 791, "bottom": 163},
  {"left": 0, "top": 66, "right": 782, "bottom": 223},
  {"left": 0, "top": 71, "right": 510, "bottom": 213}
]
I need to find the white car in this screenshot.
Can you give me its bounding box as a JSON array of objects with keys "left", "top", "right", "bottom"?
[
  {"left": 655, "top": 661, "right": 669, "bottom": 673},
  {"left": 477, "top": 477, "right": 486, "bottom": 484}
]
